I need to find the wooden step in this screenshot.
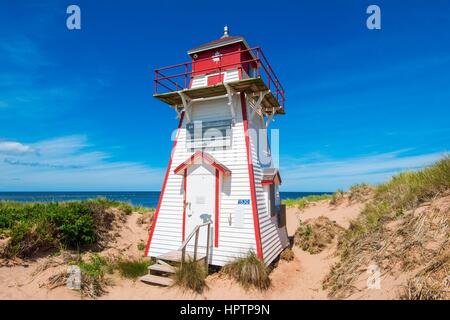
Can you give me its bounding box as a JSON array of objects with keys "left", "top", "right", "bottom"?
[
  {"left": 140, "top": 274, "right": 174, "bottom": 287},
  {"left": 149, "top": 263, "right": 176, "bottom": 274},
  {"left": 156, "top": 259, "right": 171, "bottom": 267},
  {"left": 157, "top": 250, "right": 206, "bottom": 263}
]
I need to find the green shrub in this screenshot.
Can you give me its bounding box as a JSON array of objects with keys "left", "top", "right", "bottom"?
[
  {"left": 222, "top": 252, "right": 270, "bottom": 290},
  {"left": 173, "top": 259, "right": 208, "bottom": 294}
]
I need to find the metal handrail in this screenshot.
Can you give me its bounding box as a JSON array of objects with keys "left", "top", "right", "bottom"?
[{"left": 178, "top": 221, "right": 211, "bottom": 268}]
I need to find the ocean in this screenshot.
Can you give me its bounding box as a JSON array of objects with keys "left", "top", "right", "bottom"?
[{"left": 0, "top": 191, "right": 331, "bottom": 208}]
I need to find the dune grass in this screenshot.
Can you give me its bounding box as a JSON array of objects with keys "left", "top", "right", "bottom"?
[
  {"left": 282, "top": 194, "right": 332, "bottom": 209},
  {"left": 222, "top": 252, "right": 271, "bottom": 290},
  {"left": 294, "top": 217, "right": 344, "bottom": 254},
  {"left": 346, "top": 155, "right": 450, "bottom": 241},
  {"left": 173, "top": 259, "right": 208, "bottom": 294},
  {"left": 75, "top": 253, "right": 111, "bottom": 298},
  {"left": 323, "top": 155, "right": 450, "bottom": 298},
  {"left": 280, "top": 248, "right": 295, "bottom": 262}
]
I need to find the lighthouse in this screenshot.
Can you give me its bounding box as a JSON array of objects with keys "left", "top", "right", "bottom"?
[{"left": 143, "top": 27, "right": 288, "bottom": 283}]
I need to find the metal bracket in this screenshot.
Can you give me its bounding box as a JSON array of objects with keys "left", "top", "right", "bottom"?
[
  {"left": 224, "top": 83, "right": 236, "bottom": 124},
  {"left": 178, "top": 92, "right": 192, "bottom": 123}
]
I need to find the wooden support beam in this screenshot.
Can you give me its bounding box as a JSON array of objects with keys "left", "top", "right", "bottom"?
[
  {"left": 178, "top": 92, "right": 192, "bottom": 123},
  {"left": 250, "top": 90, "right": 268, "bottom": 120},
  {"left": 265, "top": 107, "right": 276, "bottom": 128},
  {"left": 224, "top": 83, "right": 236, "bottom": 124}
]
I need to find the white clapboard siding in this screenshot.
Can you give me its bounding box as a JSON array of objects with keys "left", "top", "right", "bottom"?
[
  {"left": 190, "top": 69, "right": 240, "bottom": 89},
  {"left": 147, "top": 93, "right": 287, "bottom": 266},
  {"left": 247, "top": 97, "right": 289, "bottom": 265},
  {"left": 148, "top": 96, "right": 258, "bottom": 266}
]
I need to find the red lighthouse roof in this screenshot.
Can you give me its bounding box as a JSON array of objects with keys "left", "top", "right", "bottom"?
[{"left": 187, "top": 26, "right": 250, "bottom": 55}]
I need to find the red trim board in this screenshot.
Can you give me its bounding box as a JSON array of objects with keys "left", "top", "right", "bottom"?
[
  {"left": 240, "top": 93, "right": 263, "bottom": 260},
  {"left": 215, "top": 169, "right": 219, "bottom": 247},
  {"left": 174, "top": 151, "right": 231, "bottom": 175},
  {"left": 144, "top": 112, "right": 185, "bottom": 256},
  {"left": 182, "top": 169, "right": 187, "bottom": 241}
]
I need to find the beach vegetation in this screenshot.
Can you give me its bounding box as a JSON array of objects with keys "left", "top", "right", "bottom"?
[
  {"left": 115, "top": 258, "right": 153, "bottom": 280},
  {"left": 76, "top": 253, "right": 111, "bottom": 298},
  {"left": 222, "top": 252, "right": 271, "bottom": 290},
  {"left": 0, "top": 198, "right": 147, "bottom": 258},
  {"left": 323, "top": 155, "right": 450, "bottom": 299},
  {"left": 280, "top": 247, "right": 295, "bottom": 261},
  {"left": 329, "top": 189, "right": 345, "bottom": 205},
  {"left": 282, "top": 194, "right": 332, "bottom": 209},
  {"left": 294, "top": 217, "right": 344, "bottom": 254},
  {"left": 173, "top": 259, "right": 208, "bottom": 294}
]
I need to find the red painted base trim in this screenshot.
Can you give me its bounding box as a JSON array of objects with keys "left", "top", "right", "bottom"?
[
  {"left": 240, "top": 93, "right": 263, "bottom": 260},
  {"left": 144, "top": 112, "right": 185, "bottom": 257},
  {"left": 215, "top": 169, "right": 219, "bottom": 247}
]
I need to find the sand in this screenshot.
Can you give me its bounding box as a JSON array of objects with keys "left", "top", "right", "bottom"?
[{"left": 0, "top": 198, "right": 424, "bottom": 300}]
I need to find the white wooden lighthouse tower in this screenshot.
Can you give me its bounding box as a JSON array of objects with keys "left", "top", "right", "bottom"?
[{"left": 144, "top": 27, "right": 288, "bottom": 278}]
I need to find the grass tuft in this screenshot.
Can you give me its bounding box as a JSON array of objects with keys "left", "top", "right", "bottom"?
[
  {"left": 116, "top": 258, "right": 152, "bottom": 280},
  {"left": 280, "top": 248, "right": 295, "bottom": 262},
  {"left": 294, "top": 217, "right": 343, "bottom": 254},
  {"left": 173, "top": 259, "right": 208, "bottom": 294},
  {"left": 76, "top": 254, "right": 111, "bottom": 298},
  {"left": 222, "top": 252, "right": 271, "bottom": 290}
]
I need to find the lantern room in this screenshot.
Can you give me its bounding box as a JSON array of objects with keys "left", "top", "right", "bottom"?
[
  {"left": 153, "top": 26, "right": 286, "bottom": 116},
  {"left": 188, "top": 26, "right": 257, "bottom": 87}
]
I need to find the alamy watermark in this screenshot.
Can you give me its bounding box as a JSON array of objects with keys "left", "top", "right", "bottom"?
[
  {"left": 66, "top": 265, "right": 81, "bottom": 290},
  {"left": 367, "top": 264, "right": 381, "bottom": 289},
  {"left": 66, "top": 5, "right": 81, "bottom": 30},
  {"left": 367, "top": 5, "right": 381, "bottom": 30}
]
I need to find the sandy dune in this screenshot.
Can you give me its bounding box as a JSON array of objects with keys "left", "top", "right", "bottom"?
[{"left": 0, "top": 197, "right": 433, "bottom": 300}]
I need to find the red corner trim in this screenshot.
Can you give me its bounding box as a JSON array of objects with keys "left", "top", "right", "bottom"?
[
  {"left": 240, "top": 93, "right": 263, "bottom": 260},
  {"left": 215, "top": 168, "right": 219, "bottom": 247},
  {"left": 144, "top": 112, "right": 185, "bottom": 256},
  {"left": 182, "top": 169, "right": 187, "bottom": 241}
]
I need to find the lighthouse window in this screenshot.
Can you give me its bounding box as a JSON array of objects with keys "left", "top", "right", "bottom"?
[{"left": 186, "top": 119, "right": 232, "bottom": 149}]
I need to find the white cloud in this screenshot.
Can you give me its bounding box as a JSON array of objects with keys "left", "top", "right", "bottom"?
[
  {"left": 280, "top": 150, "right": 446, "bottom": 191},
  {"left": 0, "top": 141, "right": 36, "bottom": 155},
  {"left": 0, "top": 135, "right": 165, "bottom": 191}
]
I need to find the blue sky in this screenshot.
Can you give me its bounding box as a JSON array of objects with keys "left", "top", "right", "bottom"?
[{"left": 0, "top": 0, "right": 449, "bottom": 192}]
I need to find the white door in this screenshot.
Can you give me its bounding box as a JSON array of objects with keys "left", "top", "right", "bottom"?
[{"left": 185, "top": 164, "right": 215, "bottom": 252}]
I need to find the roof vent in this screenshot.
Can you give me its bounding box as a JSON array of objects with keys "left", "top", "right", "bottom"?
[{"left": 221, "top": 25, "right": 229, "bottom": 38}]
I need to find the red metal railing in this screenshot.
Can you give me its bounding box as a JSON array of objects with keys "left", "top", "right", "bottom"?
[{"left": 154, "top": 47, "right": 285, "bottom": 109}]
